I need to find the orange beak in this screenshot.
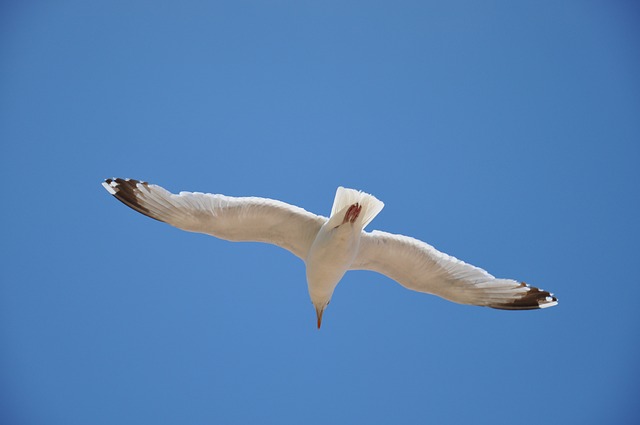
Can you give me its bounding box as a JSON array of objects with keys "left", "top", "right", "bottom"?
[{"left": 316, "top": 307, "right": 324, "bottom": 329}]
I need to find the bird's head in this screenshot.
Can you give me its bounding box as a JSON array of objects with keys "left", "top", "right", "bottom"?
[
  {"left": 313, "top": 299, "right": 331, "bottom": 329},
  {"left": 307, "top": 270, "right": 339, "bottom": 329}
]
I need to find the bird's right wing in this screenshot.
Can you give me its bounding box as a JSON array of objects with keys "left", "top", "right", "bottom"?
[
  {"left": 103, "top": 178, "right": 327, "bottom": 260},
  {"left": 351, "top": 230, "right": 557, "bottom": 310}
]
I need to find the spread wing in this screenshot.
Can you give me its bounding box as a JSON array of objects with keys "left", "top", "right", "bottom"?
[
  {"left": 351, "top": 230, "right": 558, "bottom": 310},
  {"left": 102, "top": 178, "right": 326, "bottom": 260}
]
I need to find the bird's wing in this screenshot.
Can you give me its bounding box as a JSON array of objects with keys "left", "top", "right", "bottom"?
[
  {"left": 103, "top": 178, "right": 326, "bottom": 260},
  {"left": 351, "top": 230, "right": 557, "bottom": 310}
]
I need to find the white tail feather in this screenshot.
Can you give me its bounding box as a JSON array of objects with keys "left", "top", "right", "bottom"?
[{"left": 330, "top": 187, "right": 384, "bottom": 229}]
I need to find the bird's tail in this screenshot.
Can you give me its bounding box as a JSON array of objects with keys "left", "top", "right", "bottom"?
[{"left": 330, "top": 187, "right": 384, "bottom": 229}]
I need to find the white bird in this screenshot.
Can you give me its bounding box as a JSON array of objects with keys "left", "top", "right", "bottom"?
[{"left": 102, "top": 178, "right": 558, "bottom": 328}]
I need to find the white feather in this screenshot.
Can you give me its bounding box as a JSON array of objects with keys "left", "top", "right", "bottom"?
[
  {"left": 330, "top": 186, "right": 384, "bottom": 229},
  {"left": 105, "top": 179, "right": 325, "bottom": 260},
  {"left": 351, "top": 230, "right": 558, "bottom": 309}
]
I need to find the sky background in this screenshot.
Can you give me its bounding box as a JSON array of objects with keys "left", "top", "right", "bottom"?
[{"left": 1, "top": 1, "right": 639, "bottom": 424}]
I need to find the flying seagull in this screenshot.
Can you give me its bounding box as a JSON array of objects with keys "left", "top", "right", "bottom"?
[{"left": 102, "top": 178, "right": 558, "bottom": 328}]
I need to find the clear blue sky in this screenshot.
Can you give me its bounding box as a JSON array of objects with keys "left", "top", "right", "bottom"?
[{"left": 1, "top": 1, "right": 639, "bottom": 424}]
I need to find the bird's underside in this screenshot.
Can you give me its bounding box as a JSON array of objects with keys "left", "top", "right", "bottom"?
[{"left": 102, "top": 177, "right": 558, "bottom": 327}]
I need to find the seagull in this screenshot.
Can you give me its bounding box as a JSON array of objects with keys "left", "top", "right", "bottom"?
[{"left": 102, "top": 178, "right": 558, "bottom": 328}]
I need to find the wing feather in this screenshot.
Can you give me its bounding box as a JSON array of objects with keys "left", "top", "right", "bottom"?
[
  {"left": 103, "top": 178, "right": 326, "bottom": 260},
  {"left": 351, "top": 230, "right": 558, "bottom": 310}
]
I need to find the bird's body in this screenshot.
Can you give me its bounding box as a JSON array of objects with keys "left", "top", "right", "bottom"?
[
  {"left": 102, "top": 178, "right": 558, "bottom": 328},
  {"left": 305, "top": 187, "right": 384, "bottom": 323},
  {"left": 306, "top": 222, "right": 357, "bottom": 305}
]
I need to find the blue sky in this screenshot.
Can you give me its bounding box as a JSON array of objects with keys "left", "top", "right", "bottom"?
[{"left": 1, "top": 1, "right": 639, "bottom": 424}]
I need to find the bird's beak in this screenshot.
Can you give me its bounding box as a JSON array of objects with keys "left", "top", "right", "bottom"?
[{"left": 316, "top": 306, "right": 324, "bottom": 329}]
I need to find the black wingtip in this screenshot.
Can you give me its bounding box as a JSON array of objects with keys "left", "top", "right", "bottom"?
[
  {"left": 491, "top": 282, "right": 558, "bottom": 311},
  {"left": 102, "top": 178, "right": 159, "bottom": 221}
]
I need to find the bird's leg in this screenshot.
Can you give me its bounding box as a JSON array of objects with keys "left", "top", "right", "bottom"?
[{"left": 342, "top": 203, "right": 362, "bottom": 224}]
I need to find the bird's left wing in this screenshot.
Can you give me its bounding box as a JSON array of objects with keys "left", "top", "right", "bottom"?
[
  {"left": 351, "top": 230, "right": 557, "bottom": 310},
  {"left": 103, "top": 178, "right": 326, "bottom": 260}
]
